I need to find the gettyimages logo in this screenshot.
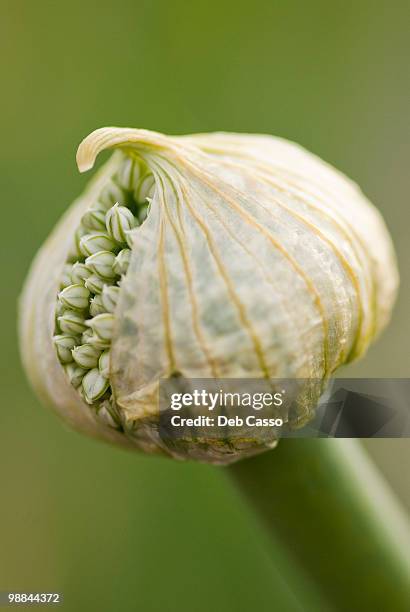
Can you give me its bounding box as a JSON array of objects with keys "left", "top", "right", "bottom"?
[
  {"left": 158, "top": 378, "right": 410, "bottom": 442},
  {"left": 169, "top": 389, "right": 285, "bottom": 411}
]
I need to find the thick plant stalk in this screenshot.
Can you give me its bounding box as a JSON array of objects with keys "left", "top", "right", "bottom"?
[{"left": 228, "top": 439, "right": 410, "bottom": 611}]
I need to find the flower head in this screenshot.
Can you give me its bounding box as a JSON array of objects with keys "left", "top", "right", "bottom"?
[{"left": 19, "top": 127, "right": 399, "bottom": 464}]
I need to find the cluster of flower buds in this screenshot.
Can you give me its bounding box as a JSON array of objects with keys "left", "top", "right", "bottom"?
[{"left": 53, "top": 167, "right": 153, "bottom": 426}]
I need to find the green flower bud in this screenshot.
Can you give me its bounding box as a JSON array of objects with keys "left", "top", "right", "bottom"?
[
  {"left": 105, "top": 203, "right": 137, "bottom": 244},
  {"left": 76, "top": 227, "right": 87, "bottom": 248},
  {"left": 98, "top": 349, "right": 110, "bottom": 378},
  {"left": 85, "top": 250, "right": 117, "bottom": 280},
  {"left": 101, "top": 286, "right": 120, "bottom": 313},
  {"left": 138, "top": 202, "right": 150, "bottom": 224},
  {"left": 67, "top": 226, "right": 87, "bottom": 261},
  {"left": 58, "top": 310, "right": 88, "bottom": 335},
  {"left": 79, "top": 232, "right": 116, "bottom": 257},
  {"left": 72, "top": 343, "right": 102, "bottom": 369},
  {"left": 89, "top": 294, "right": 106, "bottom": 317},
  {"left": 113, "top": 249, "right": 131, "bottom": 276},
  {"left": 81, "top": 328, "right": 94, "bottom": 344},
  {"left": 84, "top": 274, "right": 106, "bottom": 295},
  {"left": 81, "top": 368, "right": 109, "bottom": 404},
  {"left": 125, "top": 229, "right": 135, "bottom": 249},
  {"left": 81, "top": 207, "right": 107, "bottom": 231},
  {"left": 98, "top": 182, "right": 125, "bottom": 209},
  {"left": 55, "top": 300, "right": 66, "bottom": 320},
  {"left": 71, "top": 262, "right": 92, "bottom": 284},
  {"left": 64, "top": 363, "right": 87, "bottom": 388},
  {"left": 86, "top": 313, "right": 114, "bottom": 341},
  {"left": 59, "top": 284, "right": 90, "bottom": 311},
  {"left": 86, "top": 333, "right": 111, "bottom": 349},
  {"left": 134, "top": 173, "right": 155, "bottom": 203},
  {"left": 96, "top": 398, "right": 119, "bottom": 429},
  {"left": 60, "top": 264, "right": 73, "bottom": 288},
  {"left": 53, "top": 335, "right": 78, "bottom": 364},
  {"left": 94, "top": 199, "right": 112, "bottom": 213},
  {"left": 115, "top": 157, "right": 133, "bottom": 190}
]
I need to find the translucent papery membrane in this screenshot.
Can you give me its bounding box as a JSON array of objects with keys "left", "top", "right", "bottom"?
[{"left": 19, "top": 128, "right": 399, "bottom": 464}]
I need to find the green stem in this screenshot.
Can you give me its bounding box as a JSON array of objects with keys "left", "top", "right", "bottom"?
[{"left": 227, "top": 439, "right": 410, "bottom": 611}]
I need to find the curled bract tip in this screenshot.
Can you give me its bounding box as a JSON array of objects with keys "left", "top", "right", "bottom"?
[{"left": 76, "top": 126, "right": 171, "bottom": 173}]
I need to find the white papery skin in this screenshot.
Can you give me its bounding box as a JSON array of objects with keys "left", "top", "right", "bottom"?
[{"left": 19, "top": 128, "right": 398, "bottom": 464}]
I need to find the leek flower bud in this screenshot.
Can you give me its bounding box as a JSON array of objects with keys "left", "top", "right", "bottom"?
[
  {"left": 19, "top": 127, "right": 399, "bottom": 463},
  {"left": 72, "top": 344, "right": 102, "bottom": 369},
  {"left": 86, "top": 333, "right": 111, "bottom": 350},
  {"left": 86, "top": 313, "right": 114, "bottom": 342},
  {"left": 113, "top": 249, "right": 131, "bottom": 276},
  {"left": 58, "top": 284, "right": 90, "bottom": 311},
  {"left": 60, "top": 264, "right": 73, "bottom": 289},
  {"left": 64, "top": 363, "right": 87, "bottom": 388},
  {"left": 82, "top": 368, "right": 109, "bottom": 404},
  {"left": 138, "top": 202, "right": 150, "bottom": 224},
  {"left": 84, "top": 274, "right": 106, "bottom": 295},
  {"left": 81, "top": 207, "right": 107, "bottom": 231},
  {"left": 57, "top": 310, "right": 87, "bottom": 335},
  {"left": 89, "top": 294, "right": 106, "bottom": 317},
  {"left": 79, "top": 232, "right": 116, "bottom": 256},
  {"left": 105, "top": 203, "right": 137, "bottom": 244},
  {"left": 100, "top": 286, "right": 120, "bottom": 313},
  {"left": 134, "top": 173, "right": 155, "bottom": 204},
  {"left": 98, "top": 349, "right": 110, "bottom": 378},
  {"left": 71, "top": 262, "right": 92, "bottom": 284},
  {"left": 85, "top": 251, "right": 117, "bottom": 280},
  {"left": 53, "top": 335, "right": 78, "bottom": 364},
  {"left": 81, "top": 328, "right": 94, "bottom": 344}
]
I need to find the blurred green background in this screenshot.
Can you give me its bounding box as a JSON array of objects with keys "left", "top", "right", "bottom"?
[{"left": 1, "top": 1, "right": 409, "bottom": 610}]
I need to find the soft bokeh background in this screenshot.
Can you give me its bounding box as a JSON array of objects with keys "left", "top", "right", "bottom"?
[{"left": 1, "top": 1, "right": 409, "bottom": 610}]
